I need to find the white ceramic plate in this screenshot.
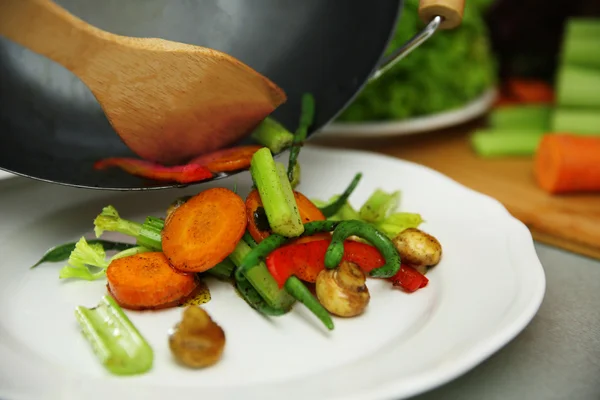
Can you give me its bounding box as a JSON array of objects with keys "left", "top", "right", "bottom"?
[
  {"left": 320, "top": 89, "right": 497, "bottom": 138},
  {"left": 0, "top": 146, "right": 545, "bottom": 400}
]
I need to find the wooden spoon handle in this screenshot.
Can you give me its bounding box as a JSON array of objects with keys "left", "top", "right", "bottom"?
[
  {"left": 0, "top": 0, "right": 106, "bottom": 72},
  {"left": 419, "top": 0, "right": 465, "bottom": 30}
]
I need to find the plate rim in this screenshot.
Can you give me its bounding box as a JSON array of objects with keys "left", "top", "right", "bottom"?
[{"left": 0, "top": 146, "right": 546, "bottom": 400}]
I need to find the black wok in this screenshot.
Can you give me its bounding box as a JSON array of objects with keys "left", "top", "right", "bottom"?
[{"left": 0, "top": 0, "right": 451, "bottom": 190}]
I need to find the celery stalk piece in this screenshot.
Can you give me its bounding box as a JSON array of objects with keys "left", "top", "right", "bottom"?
[
  {"left": 551, "top": 109, "right": 600, "bottom": 135},
  {"left": 59, "top": 237, "right": 151, "bottom": 281},
  {"left": 229, "top": 239, "right": 295, "bottom": 311},
  {"left": 94, "top": 206, "right": 163, "bottom": 251},
  {"left": 359, "top": 189, "right": 401, "bottom": 223},
  {"left": 374, "top": 212, "right": 424, "bottom": 239},
  {"left": 470, "top": 130, "right": 544, "bottom": 157},
  {"left": 489, "top": 106, "right": 552, "bottom": 130},
  {"left": 561, "top": 18, "right": 600, "bottom": 69},
  {"left": 562, "top": 38, "right": 600, "bottom": 69},
  {"left": 250, "top": 117, "right": 295, "bottom": 153},
  {"left": 555, "top": 66, "right": 600, "bottom": 108},
  {"left": 207, "top": 258, "right": 236, "bottom": 280},
  {"left": 250, "top": 147, "right": 304, "bottom": 237},
  {"left": 75, "top": 295, "right": 153, "bottom": 376},
  {"left": 564, "top": 18, "right": 600, "bottom": 39},
  {"left": 94, "top": 206, "right": 142, "bottom": 238}
]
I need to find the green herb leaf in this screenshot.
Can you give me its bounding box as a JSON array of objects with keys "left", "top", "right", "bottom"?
[{"left": 31, "top": 240, "right": 136, "bottom": 269}]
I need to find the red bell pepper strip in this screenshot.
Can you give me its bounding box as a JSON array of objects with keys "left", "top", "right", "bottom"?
[
  {"left": 389, "top": 264, "right": 429, "bottom": 292},
  {"left": 188, "top": 145, "right": 263, "bottom": 173},
  {"left": 94, "top": 158, "right": 213, "bottom": 183},
  {"left": 265, "top": 238, "right": 430, "bottom": 292},
  {"left": 265, "top": 239, "right": 385, "bottom": 288}
]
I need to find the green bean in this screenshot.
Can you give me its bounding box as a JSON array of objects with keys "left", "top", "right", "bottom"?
[
  {"left": 235, "top": 220, "right": 341, "bottom": 281},
  {"left": 284, "top": 276, "right": 334, "bottom": 330},
  {"left": 30, "top": 240, "right": 136, "bottom": 269},
  {"left": 301, "top": 220, "right": 340, "bottom": 236},
  {"left": 287, "top": 93, "right": 316, "bottom": 182},
  {"left": 235, "top": 234, "right": 288, "bottom": 281},
  {"left": 319, "top": 173, "right": 362, "bottom": 217},
  {"left": 235, "top": 276, "right": 290, "bottom": 316},
  {"left": 242, "top": 232, "right": 258, "bottom": 249},
  {"left": 325, "top": 220, "right": 401, "bottom": 278}
]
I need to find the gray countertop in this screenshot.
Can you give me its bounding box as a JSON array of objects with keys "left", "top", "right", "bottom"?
[{"left": 409, "top": 243, "right": 600, "bottom": 400}]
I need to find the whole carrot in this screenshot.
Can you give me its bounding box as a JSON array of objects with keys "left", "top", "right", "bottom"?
[{"left": 534, "top": 134, "right": 600, "bottom": 194}]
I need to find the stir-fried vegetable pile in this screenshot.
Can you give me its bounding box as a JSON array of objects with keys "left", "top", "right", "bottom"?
[{"left": 32, "top": 93, "right": 443, "bottom": 376}]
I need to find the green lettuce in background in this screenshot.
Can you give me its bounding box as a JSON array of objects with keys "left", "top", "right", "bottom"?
[{"left": 337, "top": 0, "right": 497, "bottom": 122}]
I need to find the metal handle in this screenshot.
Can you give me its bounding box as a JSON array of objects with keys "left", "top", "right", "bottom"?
[
  {"left": 370, "top": 15, "right": 442, "bottom": 82},
  {"left": 370, "top": 0, "right": 466, "bottom": 81}
]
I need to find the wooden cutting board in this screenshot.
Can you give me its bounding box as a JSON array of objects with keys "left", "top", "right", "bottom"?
[{"left": 312, "top": 120, "right": 600, "bottom": 260}]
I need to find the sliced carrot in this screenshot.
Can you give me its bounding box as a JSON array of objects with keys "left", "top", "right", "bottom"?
[
  {"left": 106, "top": 252, "right": 198, "bottom": 310},
  {"left": 162, "top": 187, "right": 247, "bottom": 272},
  {"left": 534, "top": 134, "right": 600, "bottom": 194},
  {"left": 495, "top": 78, "right": 555, "bottom": 108},
  {"left": 245, "top": 189, "right": 326, "bottom": 243},
  {"left": 188, "top": 145, "right": 263, "bottom": 173},
  {"left": 245, "top": 189, "right": 271, "bottom": 242},
  {"left": 94, "top": 157, "right": 213, "bottom": 183}
]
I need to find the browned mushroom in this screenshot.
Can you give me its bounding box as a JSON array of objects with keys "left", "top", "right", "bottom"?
[
  {"left": 315, "top": 260, "right": 370, "bottom": 317},
  {"left": 168, "top": 305, "right": 225, "bottom": 368}
]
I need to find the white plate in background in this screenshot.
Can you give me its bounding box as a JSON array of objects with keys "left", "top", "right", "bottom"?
[{"left": 320, "top": 88, "right": 497, "bottom": 138}]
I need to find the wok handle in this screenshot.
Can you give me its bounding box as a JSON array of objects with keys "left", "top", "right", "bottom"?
[{"left": 370, "top": 0, "right": 465, "bottom": 81}]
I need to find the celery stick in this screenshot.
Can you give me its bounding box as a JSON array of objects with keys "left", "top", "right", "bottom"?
[
  {"left": 562, "top": 38, "right": 600, "bottom": 69},
  {"left": 207, "top": 259, "right": 236, "bottom": 280},
  {"left": 556, "top": 66, "right": 600, "bottom": 108},
  {"left": 75, "top": 295, "right": 153, "bottom": 376},
  {"left": 470, "top": 130, "right": 544, "bottom": 157},
  {"left": 359, "top": 189, "right": 400, "bottom": 223},
  {"left": 564, "top": 18, "right": 600, "bottom": 39},
  {"left": 94, "top": 206, "right": 163, "bottom": 250},
  {"left": 489, "top": 105, "right": 552, "bottom": 130},
  {"left": 374, "top": 212, "right": 424, "bottom": 239},
  {"left": 551, "top": 109, "right": 600, "bottom": 135},
  {"left": 250, "top": 147, "right": 304, "bottom": 237},
  {"left": 560, "top": 19, "right": 600, "bottom": 68},
  {"left": 250, "top": 117, "right": 295, "bottom": 153},
  {"left": 229, "top": 240, "right": 295, "bottom": 311}
]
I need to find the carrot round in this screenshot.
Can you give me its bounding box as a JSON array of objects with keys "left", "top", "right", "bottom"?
[
  {"left": 245, "top": 189, "right": 326, "bottom": 243},
  {"left": 188, "top": 145, "right": 263, "bottom": 173},
  {"left": 162, "top": 187, "right": 247, "bottom": 272},
  {"left": 106, "top": 252, "right": 198, "bottom": 310},
  {"left": 534, "top": 134, "right": 600, "bottom": 194}
]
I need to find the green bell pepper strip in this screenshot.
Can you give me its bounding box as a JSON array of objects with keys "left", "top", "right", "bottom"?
[{"left": 325, "top": 220, "right": 401, "bottom": 278}]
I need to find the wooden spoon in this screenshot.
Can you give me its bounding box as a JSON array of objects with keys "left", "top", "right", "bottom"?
[{"left": 0, "top": 0, "right": 287, "bottom": 165}]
